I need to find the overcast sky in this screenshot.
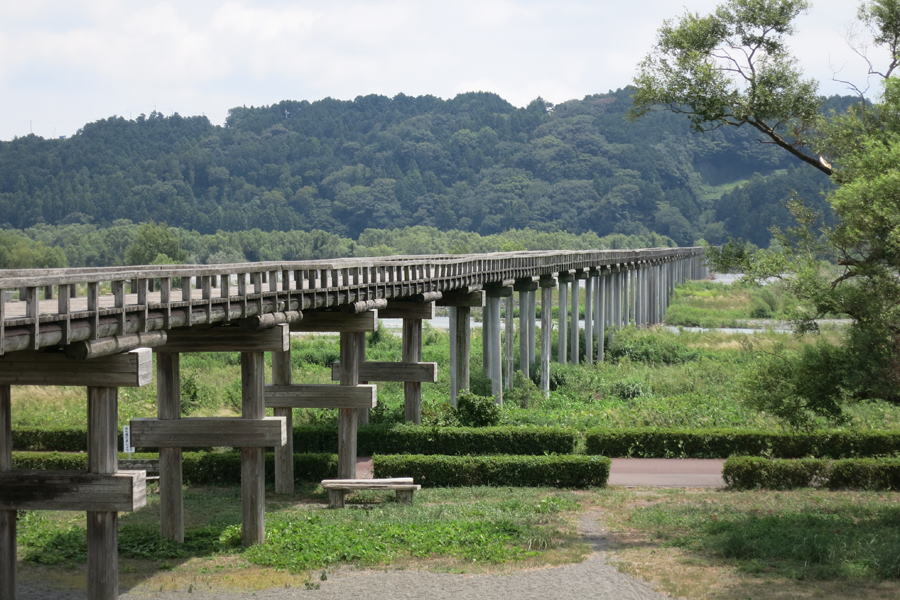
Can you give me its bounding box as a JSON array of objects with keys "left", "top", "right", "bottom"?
[{"left": 0, "top": 0, "right": 889, "bottom": 140}]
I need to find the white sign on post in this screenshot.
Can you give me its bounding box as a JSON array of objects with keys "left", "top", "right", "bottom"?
[{"left": 122, "top": 425, "right": 135, "bottom": 454}]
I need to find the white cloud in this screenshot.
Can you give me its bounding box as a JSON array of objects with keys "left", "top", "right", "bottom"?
[{"left": 0, "top": 0, "right": 886, "bottom": 140}]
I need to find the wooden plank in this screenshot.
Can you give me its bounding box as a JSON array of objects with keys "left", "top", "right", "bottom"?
[
  {"left": 162, "top": 323, "right": 289, "bottom": 353},
  {"left": 330, "top": 361, "right": 437, "bottom": 383},
  {"left": 272, "top": 349, "right": 293, "bottom": 495},
  {"left": 321, "top": 483, "right": 420, "bottom": 490},
  {"left": 87, "top": 385, "right": 118, "bottom": 600},
  {"left": 437, "top": 290, "right": 484, "bottom": 307},
  {"left": 129, "top": 417, "right": 286, "bottom": 448},
  {"left": 65, "top": 330, "right": 167, "bottom": 359},
  {"left": 291, "top": 310, "right": 377, "bottom": 332},
  {"left": 322, "top": 478, "right": 413, "bottom": 485},
  {"left": 0, "top": 385, "right": 13, "bottom": 600},
  {"left": 156, "top": 351, "right": 183, "bottom": 542},
  {"left": 265, "top": 384, "right": 376, "bottom": 409},
  {"left": 378, "top": 301, "right": 434, "bottom": 319},
  {"left": 241, "top": 352, "right": 265, "bottom": 547},
  {"left": 0, "top": 348, "right": 151, "bottom": 387},
  {"left": 0, "top": 470, "right": 146, "bottom": 511}
]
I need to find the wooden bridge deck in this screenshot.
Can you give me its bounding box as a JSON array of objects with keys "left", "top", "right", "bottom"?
[{"left": 0, "top": 248, "right": 705, "bottom": 355}]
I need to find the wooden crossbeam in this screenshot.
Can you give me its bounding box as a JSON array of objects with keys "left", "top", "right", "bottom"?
[
  {"left": 129, "top": 417, "right": 287, "bottom": 448},
  {"left": 378, "top": 301, "right": 435, "bottom": 319},
  {"left": 160, "top": 323, "right": 289, "bottom": 353},
  {"left": 290, "top": 311, "right": 377, "bottom": 332},
  {"left": 331, "top": 361, "right": 437, "bottom": 383},
  {"left": 265, "top": 384, "right": 377, "bottom": 409},
  {"left": 0, "top": 470, "right": 146, "bottom": 512},
  {"left": 0, "top": 348, "right": 151, "bottom": 387},
  {"left": 437, "top": 290, "right": 484, "bottom": 307}
]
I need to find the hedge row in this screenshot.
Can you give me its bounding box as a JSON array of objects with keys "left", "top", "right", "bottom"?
[
  {"left": 16, "top": 425, "right": 900, "bottom": 459},
  {"left": 723, "top": 456, "right": 900, "bottom": 490},
  {"left": 585, "top": 428, "right": 900, "bottom": 458},
  {"left": 11, "top": 451, "right": 338, "bottom": 485},
  {"left": 12, "top": 424, "right": 577, "bottom": 456},
  {"left": 373, "top": 454, "right": 610, "bottom": 488}
]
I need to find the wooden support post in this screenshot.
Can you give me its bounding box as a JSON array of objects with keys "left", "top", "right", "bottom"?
[
  {"left": 503, "top": 296, "right": 514, "bottom": 391},
  {"left": 484, "top": 294, "right": 502, "bottom": 404},
  {"left": 527, "top": 289, "right": 536, "bottom": 369},
  {"left": 539, "top": 278, "right": 555, "bottom": 397},
  {"left": 338, "top": 332, "right": 362, "bottom": 478},
  {"left": 597, "top": 273, "right": 606, "bottom": 362},
  {"left": 1, "top": 385, "right": 13, "bottom": 600},
  {"left": 570, "top": 278, "right": 579, "bottom": 364},
  {"left": 272, "top": 349, "right": 294, "bottom": 494},
  {"left": 357, "top": 335, "right": 369, "bottom": 427},
  {"left": 451, "top": 306, "right": 471, "bottom": 405},
  {"left": 402, "top": 317, "right": 423, "bottom": 423},
  {"left": 584, "top": 275, "right": 594, "bottom": 365},
  {"left": 240, "top": 352, "right": 265, "bottom": 547},
  {"left": 558, "top": 275, "right": 569, "bottom": 363},
  {"left": 449, "top": 307, "right": 457, "bottom": 405},
  {"left": 87, "top": 386, "right": 119, "bottom": 600},
  {"left": 156, "top": 352, "right": 184, "bottom": 543},
  {"left": 518, "top": 290, "right": 529, "bottom": 377}
]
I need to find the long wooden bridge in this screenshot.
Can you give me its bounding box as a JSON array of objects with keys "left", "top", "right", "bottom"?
[{"left": 0, "top": 247, "right": 707, "bottom": 599}]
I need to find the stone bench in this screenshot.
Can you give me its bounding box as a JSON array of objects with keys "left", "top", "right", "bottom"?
[{"left": 321, "top": 478, "right": 421, "bottom": 508}]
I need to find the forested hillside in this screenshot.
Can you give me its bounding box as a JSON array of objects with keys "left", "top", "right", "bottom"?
[{"left": 0, "top": 88, "right": 836, "bottom": 248}]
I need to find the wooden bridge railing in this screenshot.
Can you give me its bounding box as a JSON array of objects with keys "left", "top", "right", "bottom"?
[{"left": 0, "top": 247, "right": 704, "bottom": 357}]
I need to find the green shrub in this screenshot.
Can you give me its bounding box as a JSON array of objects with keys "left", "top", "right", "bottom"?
[
  {"left": 455, "top": 391, "right": 500, "bottom": 427},
  {"left": 585, "top": 428, "right": 900, "bottom": 458},
  {"left": 607, "top": 378, "right": 650, "bottom": 400},
  {"left": 11, "top": 451, "right": 338, "bottom": 484},
  {"left": 506, "top": 372, "right": 543, "bottom": 408},
  {"left": 606, "top": 327, "right": 700, "bottom": 364},
  {"left": 724, "top": 456, "right": 900, "bottom": 490},
  {"left": 374, "top": 454, "right": 610, "bottom": 487}
]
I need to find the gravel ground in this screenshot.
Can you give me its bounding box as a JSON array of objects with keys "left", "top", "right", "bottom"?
[{"left": 18, "top": 511, "right": 672, "bottom": 600}]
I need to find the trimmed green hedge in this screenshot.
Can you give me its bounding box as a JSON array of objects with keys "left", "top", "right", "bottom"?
[
  {"left": 11, "top": 451, "right": 338, "bottom": 484},
  {"left": 723, "top": 456, "right": 900, "bottom": 490},
  {"left": 586, "top": 428, "right": 900, "bottom": 458},
  {"left": 13, "top": 424, "right": 577, "bottom": 456},
  {"left": 373, "top": 454, "right": 610, "bottom": 488}
]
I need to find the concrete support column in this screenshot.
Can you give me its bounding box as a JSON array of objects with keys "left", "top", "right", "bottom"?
[
  {"left": 557, "top": 274, "right": 570, "bottom": 363},
  {"left": 402, "top": 317, "right": 423, "bottom": 423},
  {"left": 584, "top": 274, "right": 594, "bottom": 365},
  {"left": 539, "top": 277, "right": 555, "bottom": 397},
  {"left": 448, "top": 306, "right": 471, "bottom": 406},
  {"left": 484, "top": 293, "right": 503, "bottom": 404},
  {"left": 569, "top": 276, "right": 580, "bottom": 364},
  {"left": 87, "top": 386, "right": 119, "bottom": 600},
  {"left": 597, "top": 272, "right": 606, "bottom": 362},
  {"left": 272, "top": 349, "right": 294, "bottom": 493},
  {"left": 157, "top": 352, "right": 184, "bottom": 540},
  {"left": 518, "top": 291, "right": 529, "bottom": 377},
  {"left": 1, "top": 385, "right": 14, "bottom": 600},
  {"left": 527, "top": 290, "right": 537, "bottom": 369},
  {"left": 504, "top": 296, "right": 514, "bottom": 390}
]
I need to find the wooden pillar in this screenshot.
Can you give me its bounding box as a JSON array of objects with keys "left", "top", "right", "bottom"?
[
  {"left": 403, "top": 317, "right": 424, "bottom": 422},
  {"left": 557, "top": 275, "right": 569, "bottom": 363},
  {"left": 272, "top": 349, "right": 294, "bottom": 493},
  {"left": 338, "top": 332, "right": 362, "bottom": 478},
  {"left": 357, "top": 336, "right": 369, "bottom": 427},
  {"left": 597, "top": 272, "right": 606, "bottom": 361},
  {"left": 539, "top": 278, "right": 555, "bottom": 397},
  {"left": 449, "top": 307, "right": 458, "bottom": 405},
  {"left": 584, "top": 274, "right": 594, "bottom": 365},
  {"left": 485, "top": 294, "right": 502, "bottom": 403},
  {"left": 569, "top": 278, "right": 579, "bottom": 364},
  {"left": 526, "top": 290, "right": 537, "bottom": 369},
  {"left": 518, "top": 290, "right": 529, "bottom": 377},
  {"left": 454, "top": 306, "right": 471, "bottom": 400},
  {"left": 240, "top": 352, "right": 265, "bottom": 546},
  {"left": 87, "top": 386, "right": 119, "bottom": 600},
  {"left": 156, "top": 352, "right": 184, "bottom": 542},
  {"left": 503, "top": 296, "right": 514, "bottom": 390},
  {"left": 1, "top": 385, "right": 13, "bottom": 600}
]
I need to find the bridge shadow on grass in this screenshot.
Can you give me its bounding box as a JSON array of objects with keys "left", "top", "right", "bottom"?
[
  {"left": 619, "top": 496, "right": 900, "bottom": 598},
  {"left": 17, "top": 484, "right": 326, "bottom": 595}
]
